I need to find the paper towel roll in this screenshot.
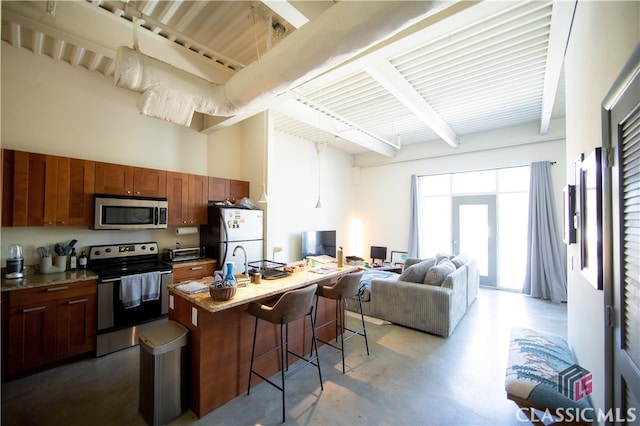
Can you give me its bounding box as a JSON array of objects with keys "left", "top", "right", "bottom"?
[{"left": 176, "top": 226, "right": 198, "bottom": 235}]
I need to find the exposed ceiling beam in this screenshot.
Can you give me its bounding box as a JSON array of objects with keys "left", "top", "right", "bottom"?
[
  {"left": 273, "top": 99, "right": 398, "bottom": 157},
  {"left": 261, "top": 0, "right": 310, "bottom": 29},
  {"left": 539, "top": 0, "right": 576, "bottom": 134},
  {"left": 364, "top": 58, "right": 459, "bottom": 148}
]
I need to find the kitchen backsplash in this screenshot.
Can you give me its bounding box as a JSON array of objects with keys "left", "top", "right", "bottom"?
[{"left": 0, "top": 226, "right": 201, "bottom": 267}]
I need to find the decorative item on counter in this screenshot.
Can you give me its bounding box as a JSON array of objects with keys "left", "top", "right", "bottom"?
[
  {"left": 346, "top": 256, "right": 364, "bottom": 266},
  {"left": 69, "top": 248, "right": 77, "bottom": 271},
  {"left": 272, "top": 246, "right": 282, "bottom": 261},
  {"left": 79, "top": 251, "right": 88, "bottom": 270},
  {"left": 337, "top": 246, "right": 344, "bottom": 268},
  {"left": 210, "top": 262, "right": 237, "bottom": 301}
]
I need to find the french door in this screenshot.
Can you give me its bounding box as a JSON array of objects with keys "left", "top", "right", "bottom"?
[{"left": 452, "top": 195, "right": 497, "bottom": 286}]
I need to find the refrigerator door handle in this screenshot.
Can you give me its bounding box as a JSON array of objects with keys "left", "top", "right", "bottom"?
[{"left": 221, "top": 210, "right": 230, "bottom": 266}]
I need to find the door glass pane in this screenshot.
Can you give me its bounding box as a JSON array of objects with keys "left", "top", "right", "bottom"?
[
  {"left": 421, "top": 195, "right": 451, "bottom": 256},
  {"left": 459, "top": 204, "right": 488, "bottom": 276},
  {"left": 452, "top": 170, "right": 496, "bottom": 194},
  {"left": 498, "top": 193, "right": 529, "bottom": 290}
]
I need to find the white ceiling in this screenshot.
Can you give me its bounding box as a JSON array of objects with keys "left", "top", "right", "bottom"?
[{"left": 1, "top": 0, "right": 574, "bottom": 156}]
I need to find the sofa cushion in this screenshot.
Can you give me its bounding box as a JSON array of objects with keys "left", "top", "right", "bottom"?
[
  {"left": 403, "top": 258, "right": 424, "bottom": 269},
  {"left": 424, "top": 259, "right": 456, "bottom": 286},
  {"left": 435, "top": 252, "right": 451, "bottom": 263},
  {"left": 450, "top": 254, "right": 468, "bottom": 269},
  {"left": 398, "top": 258, "right": 435, "bottom": 283}
]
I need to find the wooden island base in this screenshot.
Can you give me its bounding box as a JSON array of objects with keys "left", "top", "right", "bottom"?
[{"left": 168, "top": 266, "right": 358, "bottom": 418}]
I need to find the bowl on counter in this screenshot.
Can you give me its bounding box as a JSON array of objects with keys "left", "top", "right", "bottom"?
[{"left": 209, "top": 284, "right": 237, "bottom": 301}]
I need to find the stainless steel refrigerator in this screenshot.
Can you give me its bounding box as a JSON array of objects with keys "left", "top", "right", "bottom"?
[{"left": 200, "top": 206, "right": 264, "bottom": 274}]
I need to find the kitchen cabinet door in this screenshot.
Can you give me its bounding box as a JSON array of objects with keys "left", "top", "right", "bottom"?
[
  {"left": 25, "top": 153, "right": 58, "bottom": 226},
  {"left": 56, "top": 158, "right": 95, "bottom": 226},
  {"left": 228, "top": 179, "right": 250, "bottom": 202},
  {"left": 6, "top": 300, "right": 57, "bottom": 376},
  {"left": 94, "top": 162, "right": 134, "bottom": 195},
  {"left": 166, "top": 171, "right": 190, "bottom": 225},
  {"left": 2, "top": 149, "right": 15, "bottom": 226},
  {"left": 189, "top": 174, "right": 209, "bottom": 225},
  {"left": 208, "top": 177, "right": 229, "bottom": 202},
  {"left": 56, "top": 292, "right": 96, "bottom": 359},
  {"left": 133, "top": 167, "right": 166, "bottom": 198}
]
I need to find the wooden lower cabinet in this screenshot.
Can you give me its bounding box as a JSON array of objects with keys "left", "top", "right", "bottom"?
[
  {"left": 2, "top": 280, "right": 97, "bottom": 379},
  {"left": 172, "top": 262, "right": 216, "bottom": 283}
]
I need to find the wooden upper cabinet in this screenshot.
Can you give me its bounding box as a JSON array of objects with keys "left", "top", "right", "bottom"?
[
  {"left": 208, "top": 177, "right": 229, "bottom": 202},
  {"left": 166, "top": 172, "right": 189, "bottom": 225},
  {"left": 57, "top": 158, "right": 95, "bottom": 227},
  {"left": 229, "top": 179, "right": 250, "bottom": 202},
  {"left": 95, "top": 163, "right": 166, "bottom": 198},
  {"left": 94, "top": 162, "right": 134, "bottom": 195},
  {"left": 166, "top": 172, "right": 208, "bottom": 225},
  {"left": 2, "top": 149, "right": 15, "bottom": 227},
  {"left": 189, "top": 174, "right": 209, "bottom": 225},
  {"left": 133, "top": 167, "right": 166, "bottom": 198},
  {"left": 208, "top": 177, "right": 250, "bottom": 202}
]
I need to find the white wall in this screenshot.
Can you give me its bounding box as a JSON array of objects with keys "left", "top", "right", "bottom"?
[
  {"left": 268, "top": 130, "right": 356, "bottom": 262},
  {"left": 0, "top": 43, "right": 211, "bottom": 264},
  {"left": 564, "top": 0, "right": 640, "bottom": 415},
  {"left": 354, "top": 121, "right": 567, "bottom": 259}
]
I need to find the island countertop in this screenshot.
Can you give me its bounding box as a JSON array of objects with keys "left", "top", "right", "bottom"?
[{"left": 169, "top": 264, "right": 360, "bottom": 313}]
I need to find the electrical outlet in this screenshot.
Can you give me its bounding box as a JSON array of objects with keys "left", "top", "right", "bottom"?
[{"left": 191, "top": 307, "right": 198, "bottom": 327}]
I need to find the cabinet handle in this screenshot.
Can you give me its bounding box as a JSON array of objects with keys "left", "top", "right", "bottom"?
[
  {"left": 68, "top": 298, "right": 88, "bottom": 305},
  {"left": 23, "top": 306, "right": 45, "bottom": 313},
  {"left": 46, "top": 286, "right": 69, "bottom": 292},
  {"left": 190, "top": 266, "right": 203, "bottom": 271}
]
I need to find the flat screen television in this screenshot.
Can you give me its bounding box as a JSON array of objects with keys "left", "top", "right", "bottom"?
[{"left": 301, "top": 230, "right": 337, "bottom": 258}]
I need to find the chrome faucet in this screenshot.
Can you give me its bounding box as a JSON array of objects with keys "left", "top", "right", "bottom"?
[{"left": 232, "top": 245, "right": 249, "bottom": 278}]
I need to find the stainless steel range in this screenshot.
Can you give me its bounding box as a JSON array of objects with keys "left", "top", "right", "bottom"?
[{"left": 88, "top": 242, "right": 173, "bottom": 356}]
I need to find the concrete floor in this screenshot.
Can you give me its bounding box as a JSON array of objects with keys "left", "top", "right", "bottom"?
[{"left": 1, "top": 288, "right": 566, "bottom": 426}]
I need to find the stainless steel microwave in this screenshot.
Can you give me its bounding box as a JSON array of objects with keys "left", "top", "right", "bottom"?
[{"left": 93, "top": 195, "right": 168, "bottom": 230}]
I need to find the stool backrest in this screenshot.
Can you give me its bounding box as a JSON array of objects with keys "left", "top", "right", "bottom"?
[
  {"left": 271, "top": 284, "right": 318, "bottom": 324},
  {"left": 334, "top": 271, "right": 364, "bottom": 299}
]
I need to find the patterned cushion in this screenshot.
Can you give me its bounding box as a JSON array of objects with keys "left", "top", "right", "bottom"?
[
  {"left": 423, "top": 259, "right": 456, "bottom": 286},
  {"left": 398, "top": 258, "right": 435, "bottom": 283}
]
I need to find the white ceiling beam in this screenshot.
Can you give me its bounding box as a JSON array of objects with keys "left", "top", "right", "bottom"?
[
  {"left": 540, "top": 0, "right": 576, "bottom": 134},
  {"left": 364, "top": 58, "right": 459, "bottom": 148},
  {"left": 273, "top": 99, "right": 398, "bottom": 157},
  {"left": 261, "top": 1, "right": 310, "bottom": 29}
]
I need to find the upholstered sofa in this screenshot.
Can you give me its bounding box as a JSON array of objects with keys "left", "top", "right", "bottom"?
[{"left": 347, "top": 254, "right": 479, "bottom": 337}]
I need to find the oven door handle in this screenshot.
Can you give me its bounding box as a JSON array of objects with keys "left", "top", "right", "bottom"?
[{"left": 99, "top": 277, "right": 120, "bottom": 283}]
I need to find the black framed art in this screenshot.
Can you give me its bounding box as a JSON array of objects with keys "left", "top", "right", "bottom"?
[
  {"left": 580, "top": 147, "right": 603, "bottom": 290},
  {"left": 562, "top": 184, "right": 576, "bottom": 244}
]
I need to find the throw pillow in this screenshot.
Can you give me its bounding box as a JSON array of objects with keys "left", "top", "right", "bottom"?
[
  {"left": 435, "top": 252, "right": 451, "bottom": 263},
  {"left": 398, "top": 258, "right": 435, "bottom": 283},
  {"left": 424, "top": 259, "right": 456, "bottom": 286},
  {"left": 450, "top": 254, "right": 468, "bottom": 269},
  {"left": 403, "top": 258, "right": 424, "bottom": 269}
]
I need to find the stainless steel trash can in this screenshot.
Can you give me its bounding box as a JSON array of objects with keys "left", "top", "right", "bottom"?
[{"left": 139, "top": 320, "right": 189, "bottom": 426}]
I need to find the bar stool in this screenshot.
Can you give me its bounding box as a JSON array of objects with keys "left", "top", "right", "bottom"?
[
  {"left": 247, "top": 284, "right": 323, "bottom": 422},
  {"left": 314, "top": 271, "right": 369, "bottom": 373}
]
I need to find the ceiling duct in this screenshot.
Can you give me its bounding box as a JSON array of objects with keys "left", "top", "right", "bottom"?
[{"left": 114, "top": 1, "right": 453, "bottom": 127}]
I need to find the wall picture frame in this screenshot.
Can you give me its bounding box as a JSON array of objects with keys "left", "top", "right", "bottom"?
[
  {"left": 391, "top": 251, "right": 408, "bottom": 265},
  {"left": 562, "top": 184, "right": 576, "bottom": 244},
  {"left": 580, "top": 147, "right": 603, "bottom": 290}
]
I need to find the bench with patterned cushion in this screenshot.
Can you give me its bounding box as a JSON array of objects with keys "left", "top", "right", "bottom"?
[{"left": 505, "top": 327, "right": 594, "bottom": 424}]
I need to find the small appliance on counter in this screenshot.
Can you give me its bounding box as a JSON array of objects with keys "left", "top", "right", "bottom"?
[
  {"left": 164, "top": 247, "right": 205, "bottom": 263},
  {"left": 5, "top": 244, "right": 24, "bottom": 279}
]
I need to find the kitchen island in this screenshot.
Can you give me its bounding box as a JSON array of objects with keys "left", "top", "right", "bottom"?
[{"left": 168, "top": 264, "right": 359, "bottom": 418}]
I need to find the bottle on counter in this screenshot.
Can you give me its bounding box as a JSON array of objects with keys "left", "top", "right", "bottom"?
[
  {"left": 69, "top": 248, "right": 77, "bottom": 271},
  {"left": 337, "top": 246, "right": 344, "bottom": 268},
  {"left": 79, "top": 251, "right": 88, "bottom": 270}
]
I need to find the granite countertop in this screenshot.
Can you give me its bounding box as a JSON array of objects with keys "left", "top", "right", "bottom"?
[
  {"left": 1, "top": 270, "right": 99, "bottom": 292},
  {"left": 169, "top": 264, "right": 359, "bottom": 314}
]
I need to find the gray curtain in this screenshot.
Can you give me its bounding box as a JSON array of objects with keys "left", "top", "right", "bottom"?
[
  {"left": 408, "top": 175, "right": 420, "bottom": 257},
  {"left": 523, "top": 161, "right": 567, "bottom": 302}
]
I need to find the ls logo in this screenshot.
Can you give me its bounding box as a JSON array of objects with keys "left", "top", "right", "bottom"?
[{"left": 558, "top": 364, "right": 593, "bottom": 401}]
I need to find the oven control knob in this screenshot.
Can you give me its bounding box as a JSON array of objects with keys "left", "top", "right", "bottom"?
[
  {"left": 141, "top": 245, "right": 147, "bottom": 250},
  {"left": 105, "top": 248, "right": 111, "bottom": 253},
  {"left": 94, "top": 250, "right": 101, "bottom": 256},
  {"left": 149, "top": 247, "right": 155, "bottom": 251}
]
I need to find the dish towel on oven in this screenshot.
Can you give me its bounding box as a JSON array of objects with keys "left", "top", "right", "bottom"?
[{"left": 120, "top": 271, "right": 161, "bottom": 309}]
